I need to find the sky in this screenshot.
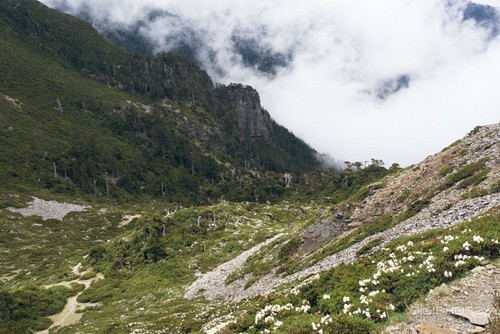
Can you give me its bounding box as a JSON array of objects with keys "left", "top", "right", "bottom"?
[{"left": 40, "top": 0, "right": 500, "bottom": 167}]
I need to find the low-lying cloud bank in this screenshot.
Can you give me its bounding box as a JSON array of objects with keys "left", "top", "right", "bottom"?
[{"left": 41, "top": 0, "right": 500, "bottom": 166}]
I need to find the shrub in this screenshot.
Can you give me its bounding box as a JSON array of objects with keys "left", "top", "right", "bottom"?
[
  {"left": 439, "top": 165, "right": 454, "bottom": 177},
  {"left": 441, "top": 159, "right": 487, "bottom": 190}
]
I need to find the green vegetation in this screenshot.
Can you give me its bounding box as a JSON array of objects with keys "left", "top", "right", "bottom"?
[
  {"left": 0, "top": 285, "right": 78, "bottom": 333},
  {"left": 441, "top": 159, "right": 488, "bottom": 190},
  {"left": 355, "top": 237, "right": 384, "bottom": 257},
  {"left": 0, "top": 0, "right": 320, "bottom": 205},
  {"left": 0, "top": 2, "right": 498, "bottom": 334},
  {"left": 439, "top": 164, "right": 454, "bottom": 177},
  {"left": 234, "top": 210, "right": 500, "bottom": 334}
]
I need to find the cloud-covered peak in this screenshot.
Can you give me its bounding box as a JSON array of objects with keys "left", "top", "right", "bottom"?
[{"left": 41, "top": 0, "right": 500, "bottom": 166}]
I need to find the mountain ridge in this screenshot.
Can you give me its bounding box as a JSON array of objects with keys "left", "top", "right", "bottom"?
[{"left": 0, "top": 0, "right": 320, "bottom": 204}]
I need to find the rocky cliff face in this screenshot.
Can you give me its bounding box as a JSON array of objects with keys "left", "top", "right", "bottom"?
[{"left": 215, "top": 84, "right": 273, "bottom": 141}]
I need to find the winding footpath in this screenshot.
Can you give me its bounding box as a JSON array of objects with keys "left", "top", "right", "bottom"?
[{"left": 35, "top": 263, "right": 104, "bottom": 334}]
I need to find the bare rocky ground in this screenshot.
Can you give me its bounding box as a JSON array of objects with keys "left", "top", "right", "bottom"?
[
  {"left": 184, "top": 233, "right": 284, "bottom": 300},
  {"left": 383, "top": 263, "right": 499, "bottom": 334},
  {"left": 7, "top": 197, "right": 89, "bottom": 220}
]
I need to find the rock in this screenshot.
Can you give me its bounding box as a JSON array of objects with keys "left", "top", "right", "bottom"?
[
  {"left": 485, "top": 264, "right": 496, "bottom": 270},
  {"left": 383, "top": 325, "right": 402, "bottom": 333},
  {"left": 432, "top": 283, "right": 451, "bottom": 297},
  {"left": 471, "top": 266, "right": 485, "bottom": 273},
  {"left": 469, "top": 326, "right": 485, "bottom": 333},
  {"left": 302, "top": 221, "right": 345, "bottom": 250},
  {"left": 448, "top": 308, "right": 490, "bottom": 326},
  {"left": 415, "top": 324, "right": 454, "bottom": 334},
  {"left": 348, "top": 221, "right": 363, "bottom": 228},
  {"left": 219, "top": 84, "right": 272, "bottom": 141}
]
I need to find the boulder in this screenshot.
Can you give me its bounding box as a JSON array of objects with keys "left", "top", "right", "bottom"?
[
  {"left": 302, "top": 221, "right": 345, "bottom": 250},
  {"left": 448, "top": 308, "right": 490, "bottom": 326},
  {"left": 415, "top": 324, "right": 454, "bottom": 334}
]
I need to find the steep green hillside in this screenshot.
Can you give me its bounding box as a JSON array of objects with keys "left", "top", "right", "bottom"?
[{"left": 0, "top": 0, "right": 319, "bottom": 204}]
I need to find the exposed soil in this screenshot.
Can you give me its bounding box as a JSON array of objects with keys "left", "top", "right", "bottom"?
[{"left": 118, "top": 214, "right": 142, "bottom": 227}]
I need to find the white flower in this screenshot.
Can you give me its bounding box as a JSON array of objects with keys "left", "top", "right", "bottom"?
[
  {"left": 444, "top": 270, "right": 453, "bottom": 278},
  {"left": 463, "top": 241, "right": 471, "bottom": 250},
  {"left": 443, "top": 246, "right": 449, "bottom": 252},
  {"left": 320, "top": 315, "right": 332, "bottom": 325},
  {"left": 343, "top": 296, "right": 350, "bottom": 303},
  {"left": 473, "top": 235, "right": 484, "bottom": 244},
  {"left": 299, "top": 304, "right": 311, "bottom": 313},
  {"left": 323, "top": 294, "right": 330, "bottom": 299}
]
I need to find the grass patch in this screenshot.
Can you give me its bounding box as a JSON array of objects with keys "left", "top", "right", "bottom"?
[
  {"left": 439, "top": 165, "right": 454, "bottom": 177},
  {"left": 441, "top": 159, "right": 487, "bottom": 190},
  {"left": 356, "top": 237, "right": 384, "bottom": 257}
]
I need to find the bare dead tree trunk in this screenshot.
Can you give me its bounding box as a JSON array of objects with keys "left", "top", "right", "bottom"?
[
  {"left": 52, "top": 162, "right": 57, "bottom": 178},
  {"left": 105, "top": 174, "right": 109, "bottom": 195},
  {"left": 55, "top": 98, "right": 63, "bottom": 115},
  {"left": 25, "top": 153, "right": 29, "bottom": 167},
  {"left": 161, "top": 182, "right": 166, "bottom": 197}
]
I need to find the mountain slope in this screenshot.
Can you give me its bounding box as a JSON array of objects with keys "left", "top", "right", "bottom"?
[
  {"left": 0, "top": 0, "right": 320, "bottom": 203},
  {"left": 185, "top": 123, "right": 500, "bottom": 303}
]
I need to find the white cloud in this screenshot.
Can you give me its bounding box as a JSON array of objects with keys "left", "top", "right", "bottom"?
[{"left": 40, "top": 0, "right": 500, "bottom": 166}]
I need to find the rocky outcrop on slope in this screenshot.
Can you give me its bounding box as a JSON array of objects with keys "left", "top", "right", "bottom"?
[
  {"left": 215, "top": 84, "right": 273, "bottom": 141},
  {"left": 301, "top": 220, "right": 346, "bottom": 251},
  {"left": 350, "top": 124, "right": 500, "bottom": 226}
]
